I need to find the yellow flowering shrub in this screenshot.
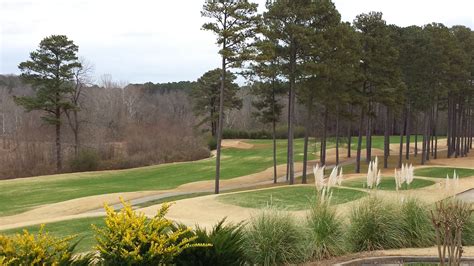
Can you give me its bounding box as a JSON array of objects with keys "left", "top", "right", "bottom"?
[
  {"left": 0, "top": 225, "right": 76, "bottom": 266},
  {"left": 93, "top": 199, "right": 209, "bottom": 265}
]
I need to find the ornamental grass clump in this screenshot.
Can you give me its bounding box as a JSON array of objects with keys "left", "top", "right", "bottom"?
[
  {"left": 313, "top": 164, "right": 343, "bottom": 203},
  {"left": 175, "top": 218, "right": 246, "bottom": 266},
  {"left": 347, "top": 196, "right": 405, "bottom": 252},
  {"left": 313, "top": 164, "right": 326, "bottom": 192},
  {"left": 306, "top": 200, "right": 346, "bottom": 260},
  {"left": 0, "top": 225, "right": 78, "bottom": 265},
  {"left": 93, "top": 199, "right": 209, "bottom": 265},
  {"left": 445, "top": 170, "right": 460, "bottom": 190},
  {"left": 394, "top": 163, "right": 415, "bottom": 191},
  {"left": 400, "top": 198, "right": 435, "bottom": 247},
  {"left": 243, "top": 208, "right": 310, "bottom": 265},
  {"left": 366, "top": 157, "right": 381, "bottom": 189}
]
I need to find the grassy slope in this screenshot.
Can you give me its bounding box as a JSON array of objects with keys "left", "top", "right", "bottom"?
[
  {"left": 414, "top": 167, "right": 474, "bottom": 178},
  {"left": 1, "top": 217, "right": 105, "bottom": 253},
  {"left": 343, "top": 177, "right": 436, "bottom": 190},
  {"left": 217, "top": 186, "right": 367, "bottom": 211},
  {"left": 0, "top": 139, "right": 313, "bottom": 216},
  {"left": 0, "top": 136, "right": 431, "bottom": 216}
]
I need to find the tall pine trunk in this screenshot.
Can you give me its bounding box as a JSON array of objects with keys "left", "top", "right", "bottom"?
[
  {"left": 214, "top": 57, "right": 226, "bottom": 194},
  {"left": 356, "top": 108, "right": 364, "bottom": 173},
  {"left": 272, "top": 100, "right": 277, "bottom": 184},
  {"left": 347, "top": 108, "right": 352, "bottom": 158},
  {"left": 384, "top": 107, "right": 390, "bottom": 168},
  {"left": 320, "top": 108, "right": 328, "bottom": 166},
  {"left": 72, "top": 109, "right": 80, "bottom": 157},
  {"left": 302, "top": 108, "right": 311, "bottom": 184},
  {"left": 287, "top": 44, "right": 296, "bottom": 185},
  {"left": 433, "top": 102, "right": 439, "bottom": 159},
  {"left": 286, "top": 90, "right": 291, "bottom": 181},
  {"left": 414, "top": 114, "right": 418, "bottom": 157},
  {"left": 421, "top": 112, "right": 427, "bottom": 165},
  {"left": 405, "top": 105, "right": 411, "bottom": 160},
  {"left": 365, "top": 110, "right": 372, "bottom": 163},
  {"left": 336, "top": 110, "right": 340, "bottom": 166},
  {"left": 55, "top": 110, "right": 62, "bottom": 172},
  {"left": 398, "top": 110, "right": 405, "bottom": 168},
  {"left": 302, "top": 132, "right": 309, "bottom": 183}
]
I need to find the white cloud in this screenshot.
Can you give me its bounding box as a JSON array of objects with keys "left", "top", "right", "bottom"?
[{"left": 0, "top": 0, "right": 472, "bottom": 83}]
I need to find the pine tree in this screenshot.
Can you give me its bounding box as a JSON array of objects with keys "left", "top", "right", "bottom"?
[
  {"left": 15, "top": 35, "right": 81, "bottom": 171},
  {"left": 191, "top": 69, "right": 242, "bottom": 137},
  {"left": 353, "top": 12, "right": 402, "bottom": 172},
  {"left": 202, "top": 0, "right": 259, "bottom": 194},
  {"left": 264, "top": 0, "right": 335, "bottom": 184},
  {"left": 249, "top": 29, "right": 285, "bottom": 184}
]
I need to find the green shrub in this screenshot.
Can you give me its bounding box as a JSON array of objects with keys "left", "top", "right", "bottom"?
[
  {"left": 93, "top": 200, "right": 208, "bottom": 265},
  {"left": 175, "top": 219, "right": 246, "bottom": 266},
  {"left": 223, "top": 129, "right": 249, "bottom": 139},
  {"left": 0, "top": 225, "right": 78, "bottom": 265},
  {"left": 306, "top": 202, "right": 347, "bottom": 260},
  {"left": 347, "top": 197, "right": 406, "bottom": 252},
  {"left": 222, "top": 126, "right": 305, "bottom": 140},
  {"left": 243, "top": 208, "right": 310, "bottom": 265},
  {"left": 400, "top": 198, "right": 435, "bottom": 247},
  {"left": 70, "top": 149, "right": 100, "bottom": 172},
  {"left": 207, "top": 136, "right": 217, "bottom": 150}
]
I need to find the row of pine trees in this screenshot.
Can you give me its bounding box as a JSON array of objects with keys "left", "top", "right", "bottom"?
[{"left": 202, "top": 0, "right": 474, "bottom": 192}]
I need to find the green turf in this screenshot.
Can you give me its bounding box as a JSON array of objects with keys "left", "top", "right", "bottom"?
[
  {"left": 347, "top": 135, "right": 423, "bottom": 150},
  {"left": 0, "top": 136, "right": 446, "bottom": 216},
  {"left": 1, "top": 217, "right": 105, "bottom": 253},
  {"left": 342, "top": 177, "right": 436, "bottom": 190},
  {"left": 0, "top": 139, "right": 320, "bottom": 216},
  {"left": 217, "top": 186, "right": 367, "bottom": 211},
  {"left": 414, "top": 167, "right": 474, "bottom": 179}
]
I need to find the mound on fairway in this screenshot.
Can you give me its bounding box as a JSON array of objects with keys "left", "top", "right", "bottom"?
[
  {"left": 1, "top": 216, "right": 105, "bottom": 253},
  {"left": 414, "top": 167, "right": 474, "bottom": 179},
  {"left": 217, "top": 186, "right": 367, "bottom": 211},
  {"left": 342, "top": 177, "right": 435, "bottom": 190}
]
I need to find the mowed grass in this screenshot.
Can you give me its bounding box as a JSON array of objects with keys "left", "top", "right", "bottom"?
[
  {"left": 342, "top": 177, "right": 436, "bottom": 190},
  {"left": 0, "top": 139, "right": 318, "bottom": 216},
  {"left": 414, "top": 167, "right": 474, "bottom": 178},
  {"left": 348, "top": 135, "right": 430, "bottom": 150},
  {"left": 0, "top": 135, "right": 444, "bottom": 216},
  {"left": 1, "top": 216, "right": 105, "bottom": 253},
  {"left": 217, "top": 186, "right": 367, "bottom": 211}
]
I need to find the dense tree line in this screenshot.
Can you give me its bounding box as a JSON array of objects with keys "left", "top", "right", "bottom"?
[{"left": 201, "top": 0, "right": 474, "bottom": 192}]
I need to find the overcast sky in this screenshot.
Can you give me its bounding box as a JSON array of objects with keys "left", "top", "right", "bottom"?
[{"left": 1, "top": 0, "right": 473, "bottom": 84}]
